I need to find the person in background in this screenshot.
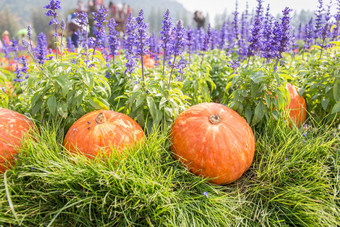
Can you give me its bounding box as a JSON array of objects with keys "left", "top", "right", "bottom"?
[
  {"left": 127, "top": 5, "right": 132, "bottom": 18},
  {"left": 194, "top": 11, "right": 205, "bottom": 30},
  {"left": 76, "top": 0, "right": 85, "bottom": 13},
  {"left": 2, "top": 31, "right": 10, "bottom": 45},
  {"left": 108, "top": 1, "right": 117, "bottom": 18},
  {"left": 71, "top": 29, "right": 79, "bottom": 48}
]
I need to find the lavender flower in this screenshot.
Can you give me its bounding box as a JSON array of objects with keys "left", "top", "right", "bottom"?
[
  {"left": 321, "top": 1, "right": 332, "bottom": 43},
  {"left": 135, "top": 10, "right": 149, "bottom": 82},
  {"left": 44, "top": 0, "right": 61, "bottom": 39},
  {"left": 75, "top": 12, "right": 89, "bottom": 49},
  {"left": 218, "top": 22, "right": 227, "bottom": 49},
  {"left": 261, "top": 5, "right": 274, "bottom": 59},
  {"left": 107, "top": 18, "right": 119, "bottom": 63},
  {"left": 44, "top": 0, "right": 61, "bottom": 26},
  {"left": 67, "top": 37, "right": 75, "bottom": 52},
  {"left": 35, "top": 33, "right": 48, "bottom": 65},
  {"left": 232, "top": 2, "right": 239, "bottom": 42},
  {"left": 238, "top": 12, "right": 248, "bottom": 58},
  {"left": 13, "top": 56, "right": 29, "bottom": 83},
  {"left": 277, "top": 7, "right": 293, "bottom": 58},
  {"left": 303, "top": 18, "right": 314, "bottom": 49},
  {"left": 314, "top": 0, "right": 324, "bottom": 40},
  {"left": 135, "top": 10, "right": 149, "bottom": 56},
  {"left": 160, "top": 9, "right": 173, "bottom": 75},
  {"left": 124, "top": 14, "right": 137, "bottom": 75},
  {"left": 170, "top": 21, "right": 186, "bottom": 57},
  {"left": 10, "top": 39, "right": 19, "bottom": 59},
  {"left": 175, "top": 56, "right": 187, "bottom": 75},
  {"left": 27, "top": 26, "right": 32, "bottom": 45},
  {"left": 92, "top": 6, "right": 108, "bottom": 53},
  {"left": 247, "top": 0, "right": 264, "bottom": 57},
  {"left": 92, "top": 6, "right": 108, "bottom": 38},
  {"left": 168, "top": 21, "right": 186, "bottom": 88},
  {"left": 201, "top": 24, "right": 211, "bottom": 52},
  {"left": 186, "top": 26, "right": 194, "bottom": 55}
]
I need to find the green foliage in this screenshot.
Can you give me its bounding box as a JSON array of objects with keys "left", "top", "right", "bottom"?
[
  {"left": 182, "top": 55, "right": 215, "bottom": 105},
  {"left": 292, "top": 44, "right": 340, "bottom": 124},
  {"left": 27, "top": 51, "right": 110, "bottom": 129},
  {"left": 119, "top": 73, "right": 188, "bottom": 133},
  {"left": 226, "top": 61, "right": 289, "bottom": 126},
  {"left": 205, "top": 50, "right": 232, "bottom": 102}
]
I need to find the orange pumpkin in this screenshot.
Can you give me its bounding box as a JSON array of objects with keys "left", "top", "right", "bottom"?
[
  {"left": 286, "top": 83, "right": 307, "bottom": 127},
  {"left": 143, "top": 55, "right": 155, "bottom": 69},
  {"left": 0, "top": 108, "right": 36, "bottom": 173},
  {"left": 170, "top": 103, "right": 255, "bottom": 185},
  {"left": 63, "top": 110, "right": 145, "bottom": 159}
]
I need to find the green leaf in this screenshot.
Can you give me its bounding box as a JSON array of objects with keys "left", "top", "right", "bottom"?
[
  {"left": 47, "top": 95, "right": 57, "bottom": 115},
  {"left": 250, "top": 71, "right": 266, "bottom": 84},
  {"left": 252, "top": 102, "right": 266, "bottom": 125},
  {"left": 331, "top": 102, "right": 340, "bottom": 114},
  {"left": 147, "top": 96, "right": 158, "bottom": 119},
  {"left": 321, "top": 99, "right": 330, "bottom": 111},
  {"left": 135, "top": 95, "right": 145, "bottom": 109},
  {"left": 297, "top": 87, "right": 305, "bottom": 97},
  {"left": 333, "top": 79, "right": 340, "bottom": 101},
  {"left": 89, "top": 97, "right": 109, "bottom": 110},
  {"left": 31, "top": 99, "right": 43, "bottom": 116},
  {"left": 245, "top": 107, "right": 253, "bottom": 124},
  {"left": 159, "top": 97, "right": 167, "bottom": 109}
]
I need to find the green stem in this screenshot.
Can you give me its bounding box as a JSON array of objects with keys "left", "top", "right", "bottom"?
[{"left": 168, "top": 55, "right": 177, "bottom": 90}]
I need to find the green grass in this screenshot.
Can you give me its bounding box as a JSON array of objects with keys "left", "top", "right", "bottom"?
[{"left": 0, "top": 120, "right": 339, "bottom": 226}]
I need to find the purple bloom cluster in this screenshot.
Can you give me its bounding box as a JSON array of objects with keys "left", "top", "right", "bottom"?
[
  {"left": 124, "top": 14, "right": 137, "bottom": 74},
  {"left": 14, "top": 56, "right": 29, "bottom": 83},
  {"left": 160, "top": 9, "right": 173, "bottom": 75},
  {"left": 107, "top": 18, "right": 119, "bottom": 63},
  {"left": 35, "top": 33, "right": 48, "bottom": 65},
  {"left": 92, "top": 6, "right": 108, "bottom": 50},
  {"left": 201, "top": 24, "right": 211, "bottom": 52},
  {"left": 44, "top": 0, "right": 61, "bottom": 26},
  {"left": 170, "top": 21, "right": 186, "bottom": 57},
  {"left": 247, "top": 0, "right": 264, "bottom": 57}
]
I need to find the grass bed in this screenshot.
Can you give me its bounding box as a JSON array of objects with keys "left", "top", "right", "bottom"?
[{"left": 0, "top": 122, "right": 339, "bottom": 226}]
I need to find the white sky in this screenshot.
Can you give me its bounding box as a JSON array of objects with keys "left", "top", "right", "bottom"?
[{"left": 176, "top": 0, "right": 336, "bottom": 24}]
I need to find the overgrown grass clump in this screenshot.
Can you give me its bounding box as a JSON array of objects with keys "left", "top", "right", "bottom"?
[{"left": 0, "top": 121, "right": 339, "bottom": 226}]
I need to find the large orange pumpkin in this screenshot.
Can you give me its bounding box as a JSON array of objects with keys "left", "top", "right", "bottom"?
[
  {"left": 63, "top": 110, "right": 145, "bottom": 158},
  {"left": 170, "top": 103, "right": 255, "bottom": 185},
  {"left": 286, "top": 83, "right": 307, "bottom": 127},
  {"left": 0, "top": 108, "right": 36, "bottom": 173}
]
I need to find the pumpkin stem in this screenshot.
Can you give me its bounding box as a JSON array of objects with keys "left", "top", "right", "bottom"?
[
  {"left": 95, "top": 112, "right": 106, "bottom": 124},
  {"left": 209, "top": 114, "right": 221, "bottom": 124}
]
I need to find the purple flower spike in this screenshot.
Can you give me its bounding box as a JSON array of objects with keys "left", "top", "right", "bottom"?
[
  {"left": 35, "top": 33, "right": 48, "bottom": 65},
  {"left": 44, "top": 0, "right": 61, "bottom": 26},
  {"left": 247, "top": 0, "right": 264, "bottom": 57},
  {"left": 108, "top": 18, "right": 119, "bottom": 64},
  {"left": 160, "top": 9, "right": 173, "bottom": 75},
  {"left": 135, "top": 10, "right": 149, "bottom": 82}
]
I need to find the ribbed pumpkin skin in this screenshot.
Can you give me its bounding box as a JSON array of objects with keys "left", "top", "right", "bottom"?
[
  {"left": 0, "top": 108, "right": 35, "bottom": 173},
  {"left": 63, "top": 110, "right": 145, "bottom": 158},
  {"left": 286, "top": 83, "right": 307, "bottom": 127},
  {"left": 170, "top": 103, "right": 255, "bottom": 185}
]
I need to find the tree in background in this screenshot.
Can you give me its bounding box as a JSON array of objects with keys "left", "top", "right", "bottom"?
[
  {"left": 0, "top": 8, "right": 19, "bottom": 39},
  {"left": 31, "top": 9, "right": 51, "bottom": 41}
]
